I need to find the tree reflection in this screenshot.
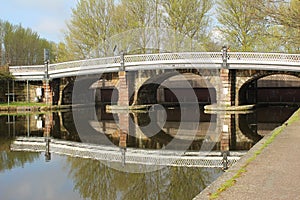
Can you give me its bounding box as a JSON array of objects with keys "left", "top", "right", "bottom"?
[
  {"left": 0, "top": 137, "right": 40, "bottom": 172},
  {"left": 66, "top": 156, "right": 223, "bottom": 200}
]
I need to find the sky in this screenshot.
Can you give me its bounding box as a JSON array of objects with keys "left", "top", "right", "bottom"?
[{"left": 0, "top": 1, "right": 77, "bottom": 43}]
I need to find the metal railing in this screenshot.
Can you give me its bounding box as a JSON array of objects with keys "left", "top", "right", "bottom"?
[{"left": 9, "top": 52, "right": 300, "bottom": 80}]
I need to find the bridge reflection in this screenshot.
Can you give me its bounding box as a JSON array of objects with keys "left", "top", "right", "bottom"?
[{"left": 7, "top": 106, "right": 298, "bottom": 168}]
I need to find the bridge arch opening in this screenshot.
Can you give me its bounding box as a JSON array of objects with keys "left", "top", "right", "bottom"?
[
  {"left": 135, "top": 72, "right": 216, "bottom": 105},
  {"left": 239, "top": 73, "right": 300, "bottom": 105},
  {"left": 62, "top": 75, "right": 119, "bottom": 105}
]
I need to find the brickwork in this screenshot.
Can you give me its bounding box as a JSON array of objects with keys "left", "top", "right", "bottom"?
[
  {"left": 118, "top": 71, "right": 129, "bottom": 106},
  {"left": 118, "top": 113, "right": 129, "bottom": 148},
  {"left": 43, "top": 80, "right": 53, "bottom": 105},
  {"left": 14, "top": 69, "right": 298, "bottom": 107},
  {"left": 219, "top": 113, "right": 231, "bottom": 152},
  {"left": 43, "top": 113, "right": 53, "bottom": 137},
  {"left": 219, "top": 69, "right": 231, "bottom": 106}
]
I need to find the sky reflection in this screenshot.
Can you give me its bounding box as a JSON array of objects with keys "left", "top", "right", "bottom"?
[{"left": 0, "top": 153, "right": 81, "bottom": 200}]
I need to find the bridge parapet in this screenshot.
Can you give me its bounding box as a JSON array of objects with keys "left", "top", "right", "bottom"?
[
  {"left": 228, "top": 52, "right": 300, "bottom": 70},
  {"left": 50, "top": 56, "right": 121, "bottom": 70},
  {"left": 9, "top": 65, "right": 44, "bottom": 73},
  {"left": 8, "top": 52, "right": 300, "bottom": 80},
  {"left": 124, "top": 52, "right": 222, "bottom": 63},
  {"left": 228, "top": 52, "right": 300, "bottom": 63}
]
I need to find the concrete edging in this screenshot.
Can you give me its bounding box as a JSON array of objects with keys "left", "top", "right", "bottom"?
[{"left": 204, "top": 104, "right": 255, "bottom": 111}]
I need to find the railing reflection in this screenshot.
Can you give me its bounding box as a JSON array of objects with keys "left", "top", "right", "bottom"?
[{"left": 10, "top": 137, "right": 243, "bottom": 168}]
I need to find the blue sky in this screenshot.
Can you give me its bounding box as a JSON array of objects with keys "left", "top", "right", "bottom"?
[{"left": 0, "top": 1, "right": 77, "bottom": 42}]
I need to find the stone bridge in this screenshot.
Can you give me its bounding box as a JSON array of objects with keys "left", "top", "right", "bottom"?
[{"left": 8, "top": 51, "right": 300, "bottom": 107}]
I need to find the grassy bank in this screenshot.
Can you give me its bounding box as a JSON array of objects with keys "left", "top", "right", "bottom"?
[
  {"left": 0, "top": 102, "right": 73, "bottom": 113},
  {"left": 0, "top": 102, "right": 47, "bottom": 107}
]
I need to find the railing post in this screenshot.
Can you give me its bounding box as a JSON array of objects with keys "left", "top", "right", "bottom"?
[
  {"left": 120, "top": 51, "right": 125, "bottom": 71},
  {"left": 218, "top": 45, "right": 235, "bottom": 107},
  {"left": 222, "top": 45, "right": 228, "bottom": 68},
  {"left": 44, "top": 49, "right": 49, "bottom": 80},
  {"left": 44, "top": 49, "right": 52, "bottom": 105}
]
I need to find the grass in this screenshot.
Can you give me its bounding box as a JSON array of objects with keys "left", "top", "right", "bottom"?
[
  {"left": 0, "top": 102, "right": 47, "bottom": 107},
  {"left": 209, "top": 108, "right": 300, "bottom": 199}
]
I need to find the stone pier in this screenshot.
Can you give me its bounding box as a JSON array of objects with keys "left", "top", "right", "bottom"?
[
  {"left": 118, "top": 71, "right": 129, "bottom": 107},
  {"left": 43, "top": 80, "right": 52, "bottom": 105}
]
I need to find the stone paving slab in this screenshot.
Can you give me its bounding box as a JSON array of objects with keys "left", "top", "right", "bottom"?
[{"left": 194, "top": 108, "right": 300, "bottom": 200}]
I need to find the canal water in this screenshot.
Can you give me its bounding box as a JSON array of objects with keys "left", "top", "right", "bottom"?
[{"left": 0, "top": 105, "right": 298, "bottom": 200}]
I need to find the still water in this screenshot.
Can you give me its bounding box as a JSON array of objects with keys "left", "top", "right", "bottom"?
[{"left": 0, "top": 105, "right": 297, "bottom": 200}]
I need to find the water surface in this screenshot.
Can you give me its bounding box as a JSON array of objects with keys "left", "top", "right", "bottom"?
[{"left": 0, "top": 105, "right": 297, "bottom": 199}]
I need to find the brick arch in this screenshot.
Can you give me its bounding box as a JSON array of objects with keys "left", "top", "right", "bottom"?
[
  {"left": 134, "top": 70, "right": 218, "bottom": 105},
  {"left": 237, "top": 71, "right": 300, "bottom": 90},
  {"left": 236, "top": 70, "right": 300, "bottom": 105},
  {"left": 61, "top": 78, "right": 77, "bottom": 105},
  {"left": 62, "top": 75, "right": 120, "bottom": 105}
]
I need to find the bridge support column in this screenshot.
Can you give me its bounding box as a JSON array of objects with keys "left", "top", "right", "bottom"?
[
  {"left": 43, "top": 80, "right": 53, "bottom": 105},
  {"left": 212, "top": 68, "right": 237, "bottom": 109},
  {"left": 118, "top": 71, "right": 135, "bottom": 107},
  {"left": 219, "top": 69, "right": 232, "bottom": 107},
  {"left": 118, "top": 71, "right": 129, "bottom": 107}
]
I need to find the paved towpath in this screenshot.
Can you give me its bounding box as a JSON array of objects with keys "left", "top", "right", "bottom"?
[{"left": 195, "top": 109, "right": 300, "bottom": 200}]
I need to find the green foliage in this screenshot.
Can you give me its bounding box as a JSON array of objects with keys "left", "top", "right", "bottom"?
[
  {"left": 65, "top": 0, "right": 115, "bottom": 59},
  {"left": 216, "top": 0, "right": 268, "bottom": 51},
  {"left": 253, "top": 0, "right": 300, "bottom": 53},
  {"left": 0, "top": 102, "right": 47, "bottom": 107},
  {"left": 215, "top": 0, "right": 300, "bottom": 53},
  {"left": 162, "top": 0, "right": 213, "bottom": 51},
  {"left": 0, "top": 65, "right": 13, "bottom": 81},
  {"left": 0, "top": 0, "right": 298, "bottom": 63},
  {"left": 0, "top": 19, "right": 55, "bottom": 66},
  {"left": 52, "top": 42, "right": 74, "bottom": 62},
  {"left": 65, "top": 0, "right": 216, "bottom": 59}
]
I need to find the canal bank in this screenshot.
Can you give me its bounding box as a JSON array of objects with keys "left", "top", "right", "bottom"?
[{"left": 194, "top": 108, "right": 300, "bottom": 200}]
